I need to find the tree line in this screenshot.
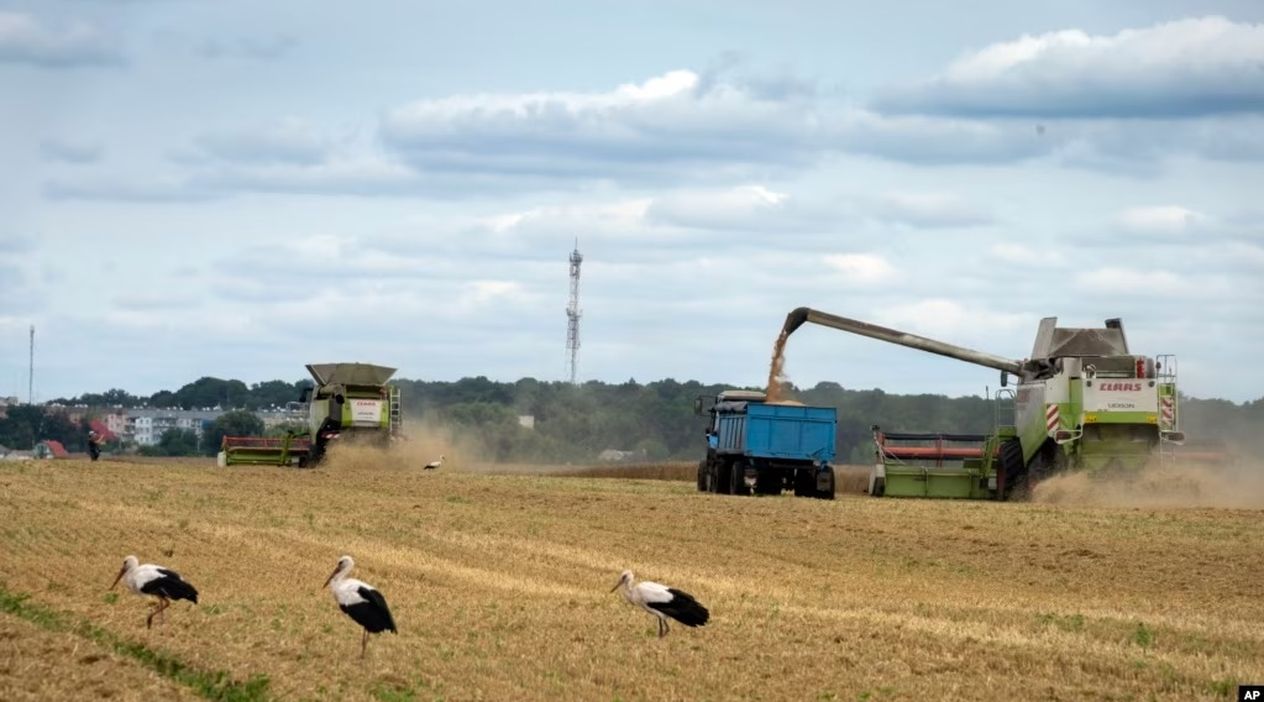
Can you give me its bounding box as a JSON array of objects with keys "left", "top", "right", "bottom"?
[{"left": 22, "top": 374, "right": 1264, "bottom": 464}]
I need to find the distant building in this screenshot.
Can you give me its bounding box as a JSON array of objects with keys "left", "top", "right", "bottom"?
[
  {"left": 34, "top": 440, "right": 70, "bottom": 459},
  {"left": 517, "top": 415, "right": 535, "bottom": 430},
  {"left": 127, "top": 409, "right": 222, "bottom": 446},
  {"left": 259, "top": 408, "right": 306, "bottom": 430},
  {"left": 104, "top": 412, "right": 129, "bottom": 437}
]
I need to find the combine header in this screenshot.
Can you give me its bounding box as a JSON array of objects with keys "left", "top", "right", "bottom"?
[
  {"left": 221, "top": 362, "right": 402, "bottom": 467},
  {"left": 778, "top": 308, "right": 1184, "bottom": 499}
]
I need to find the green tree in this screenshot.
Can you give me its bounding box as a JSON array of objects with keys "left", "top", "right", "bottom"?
[
  {"left": 201, "top": 410, "right": 265, "bottom": 455},
  {"left": 157, "top": 428, "right": 200, "bottom": 456},
  {"left": 173, "top": 377, "right": 250, "bottom": 410}
]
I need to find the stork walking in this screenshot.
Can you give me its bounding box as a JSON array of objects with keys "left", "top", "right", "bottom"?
[
  {"left": 109, "top": 555, "right": 199, "bottom": 629},
  {"left": 423, "top": 455, "right": 445, "bottom": 470},
  {"left": 611, "top": 570, "right": 709, "bottom": 638},
  {"left": 323, "top": 555, "right": 397, "bottom": 658}
]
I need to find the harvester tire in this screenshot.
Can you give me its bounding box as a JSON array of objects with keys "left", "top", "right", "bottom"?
[
  {"left": 998, "top": 438, "right": 1026, "bottom": 501},
  {"left": 871, "top": 476, "right": 886, "bottom": 497},
  {"left": 697, "top": 461, "right": 708, "bottom": 492}
]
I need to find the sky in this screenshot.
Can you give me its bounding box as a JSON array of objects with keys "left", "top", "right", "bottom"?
[{"left": 2, "top": 0, "right": 1263, "bottom": 402}]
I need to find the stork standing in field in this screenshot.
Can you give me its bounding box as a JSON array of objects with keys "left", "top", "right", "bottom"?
[
  {"left": 423, "top": 454, "right": 445, "bottom": 470},
  {"left": 323, "top": 555, "right": 397, "bottom": 658},
  {"left": 611, "top": 570, "right": 709, "bottom": 638},
  {"left": 109, "top": 555, "right": 199, "bottom": 629}
]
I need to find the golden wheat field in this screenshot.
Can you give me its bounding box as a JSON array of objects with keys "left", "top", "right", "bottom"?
[{"left": 2, "top": 452, "right": 1262, "bottom": 702}]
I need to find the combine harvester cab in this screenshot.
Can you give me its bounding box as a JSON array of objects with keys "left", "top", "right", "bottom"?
[
  {"left": 303, "top": 363, "right": 402, "bottom": 465},
  {"left": 695, "top": 390, "right": 838, "bottom": 499},
  {"left": 221, "top": 362, "right": 403, "bottom": 468},
  {"left": 778, "top": 307, "right": 1185, "bottom": 499}
]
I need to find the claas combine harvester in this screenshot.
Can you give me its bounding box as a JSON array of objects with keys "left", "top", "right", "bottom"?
[
  {"left": 779, "top": 307, "right": 1187, "bottom": 500},
  {"left": 220, "top": 363, "right": 402, "bottom": 467}
]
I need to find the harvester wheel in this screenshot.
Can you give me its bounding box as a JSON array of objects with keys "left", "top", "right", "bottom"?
[
  {"left": 697, "top": 460, "right": 708, "bottom": 492},
  {"left": 998, "top": 438, "right": 1025, "bottom": 501},
  {"left": 871, "top": 476, "right": 886, "bottom": 497}
]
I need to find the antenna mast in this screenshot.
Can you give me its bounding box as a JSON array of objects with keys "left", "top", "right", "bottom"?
[{"left": 565, "top": 240, "right": 583, "bottom": 385}]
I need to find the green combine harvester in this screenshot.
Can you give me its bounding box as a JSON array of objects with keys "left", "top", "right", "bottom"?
[
  {"left": 778, "top": 308, "right": 1184, "bottom": 499},
  {"left": 220, "top": 362, "right": 402, "bottom": 467}
]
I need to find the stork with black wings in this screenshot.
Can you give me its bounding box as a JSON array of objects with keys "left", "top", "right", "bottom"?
[
  {"left": 110, "top": 555, "right": 199, "bottom": 629},
  {"left": 323, "top": 554, "right": 397, "bottom": 658}
]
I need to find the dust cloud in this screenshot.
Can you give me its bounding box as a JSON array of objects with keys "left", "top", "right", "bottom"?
[
  {"left": 320, "top": 418, "right": 492, "bottom": 473},
  {"left": 1031, "top": 459, "right": 1264, "bottom": 509}
]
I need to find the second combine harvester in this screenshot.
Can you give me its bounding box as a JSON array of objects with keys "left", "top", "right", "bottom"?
[{"left": 779, "top": 307, "right": 1184, "bottom": 500}]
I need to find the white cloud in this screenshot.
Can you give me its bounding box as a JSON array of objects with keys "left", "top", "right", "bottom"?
[
  {"left": 823, "top": 253, "right": 895, "bottom": 284},
  {"left": 872, "top": 191, "right": 992, "bottom": 228},
  {"left": 988, "top": 242, "right": 1064, "bottom": 266},
  {"left": 878, "top": 17, "right": 1264, "bottom": 118},
  {"left": 1075, "top": 267, "right": 1195, "bottom": 296},
  {"left": 189, "top": 118, "right": 335, "bottom": 166},
  {"left": 645, "top": 184, "right": 793, "bottom": 230},
  {"left": 0, "top": 12, "right": 121, "bottom": 67},
  {"left": 1113, "top": 205, "right": 1210, "bottom": 235},
  {"left": 879, "top": 298, "right": 1027, "bottom": 337}
]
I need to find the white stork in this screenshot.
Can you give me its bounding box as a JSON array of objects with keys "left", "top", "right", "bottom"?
[
  {"left": 611, "top": 570, "right": 709, "bottom": 638},
  {"left": 323, "top": 555, "right": 397, "bottom": 658},
  {"left": 109, "top": 555, "right": 199, "bottom": 629},
  {"left": 423, "top": 455, "right": 445, "bottom": 470}
]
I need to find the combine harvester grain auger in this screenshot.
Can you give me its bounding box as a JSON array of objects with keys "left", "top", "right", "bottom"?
[
  {"left": 220, "top": 362, "right": 403, "bottom": 468},
  {"left": 778, "top": 307, "right": 1187, "bottom": 500}
]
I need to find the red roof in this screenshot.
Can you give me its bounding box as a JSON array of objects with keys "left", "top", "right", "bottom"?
[
  {"left": 40, "top": 440, "right": 70, "bottom": 458},
  {"left": 89, "top": 419, "right": 117, "bottom": 442}
]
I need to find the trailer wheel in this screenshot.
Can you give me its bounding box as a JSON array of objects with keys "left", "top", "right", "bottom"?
[
  {"left": 815, "top": 465, "right": 836, "bottom": 500},
  {"left": 715, "top": 460, "right": 733, "bottom": 495},
  {"left": 754, "top": 467, "right": 780, "bottom": 496},
  {"left": 730, "top": 461, "right": 750, "bottom": 497},
  {"left": 793, "top": 469, "right": 815, "bottom": 497}
]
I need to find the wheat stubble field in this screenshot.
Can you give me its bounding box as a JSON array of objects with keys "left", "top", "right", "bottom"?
[{"left": 1, "top": 454, "right": 1261, "bottom": 701}]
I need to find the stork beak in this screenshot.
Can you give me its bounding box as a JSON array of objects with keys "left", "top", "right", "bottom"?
[
  {"left": 610, "top": 580, "right": 622, "bottom": 593},
  {"left": 321, "top": 567, "right": 338, "bottom": 590},
  {"left": 109, "top": 566, "right": 125, "bottom": 590}
]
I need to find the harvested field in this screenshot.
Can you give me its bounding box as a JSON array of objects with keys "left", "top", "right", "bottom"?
[{"left": 1, "top": 455, "right": 1262, "bottom": 701}]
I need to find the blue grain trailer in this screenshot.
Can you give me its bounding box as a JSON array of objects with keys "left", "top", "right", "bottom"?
[{"left": 694, "top": 390, "right": 838, "bottom": 499}]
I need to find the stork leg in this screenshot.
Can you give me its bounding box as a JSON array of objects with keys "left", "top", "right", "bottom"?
[
  {"left": 146, "top": 598, "right": 169, "bottom": 629},
  {"left": 360, "top": 629, "right": 368, "bottom": 659},
  {"left": 657, "top": 616, "right": 669, "bottom": 638}
]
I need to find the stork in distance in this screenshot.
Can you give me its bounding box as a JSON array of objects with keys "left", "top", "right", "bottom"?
[
  {"left": 611, "top": 570, "right": 709, "bottom": 638},
  {"left": 109, "top": 555, "right": 199, "bottom": 629},
  {"left": 323, "top": 554, "right": 397, "bottom": 658},
  {"left": 423, "top": 455, "right": 445, "bottom": 470}
]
